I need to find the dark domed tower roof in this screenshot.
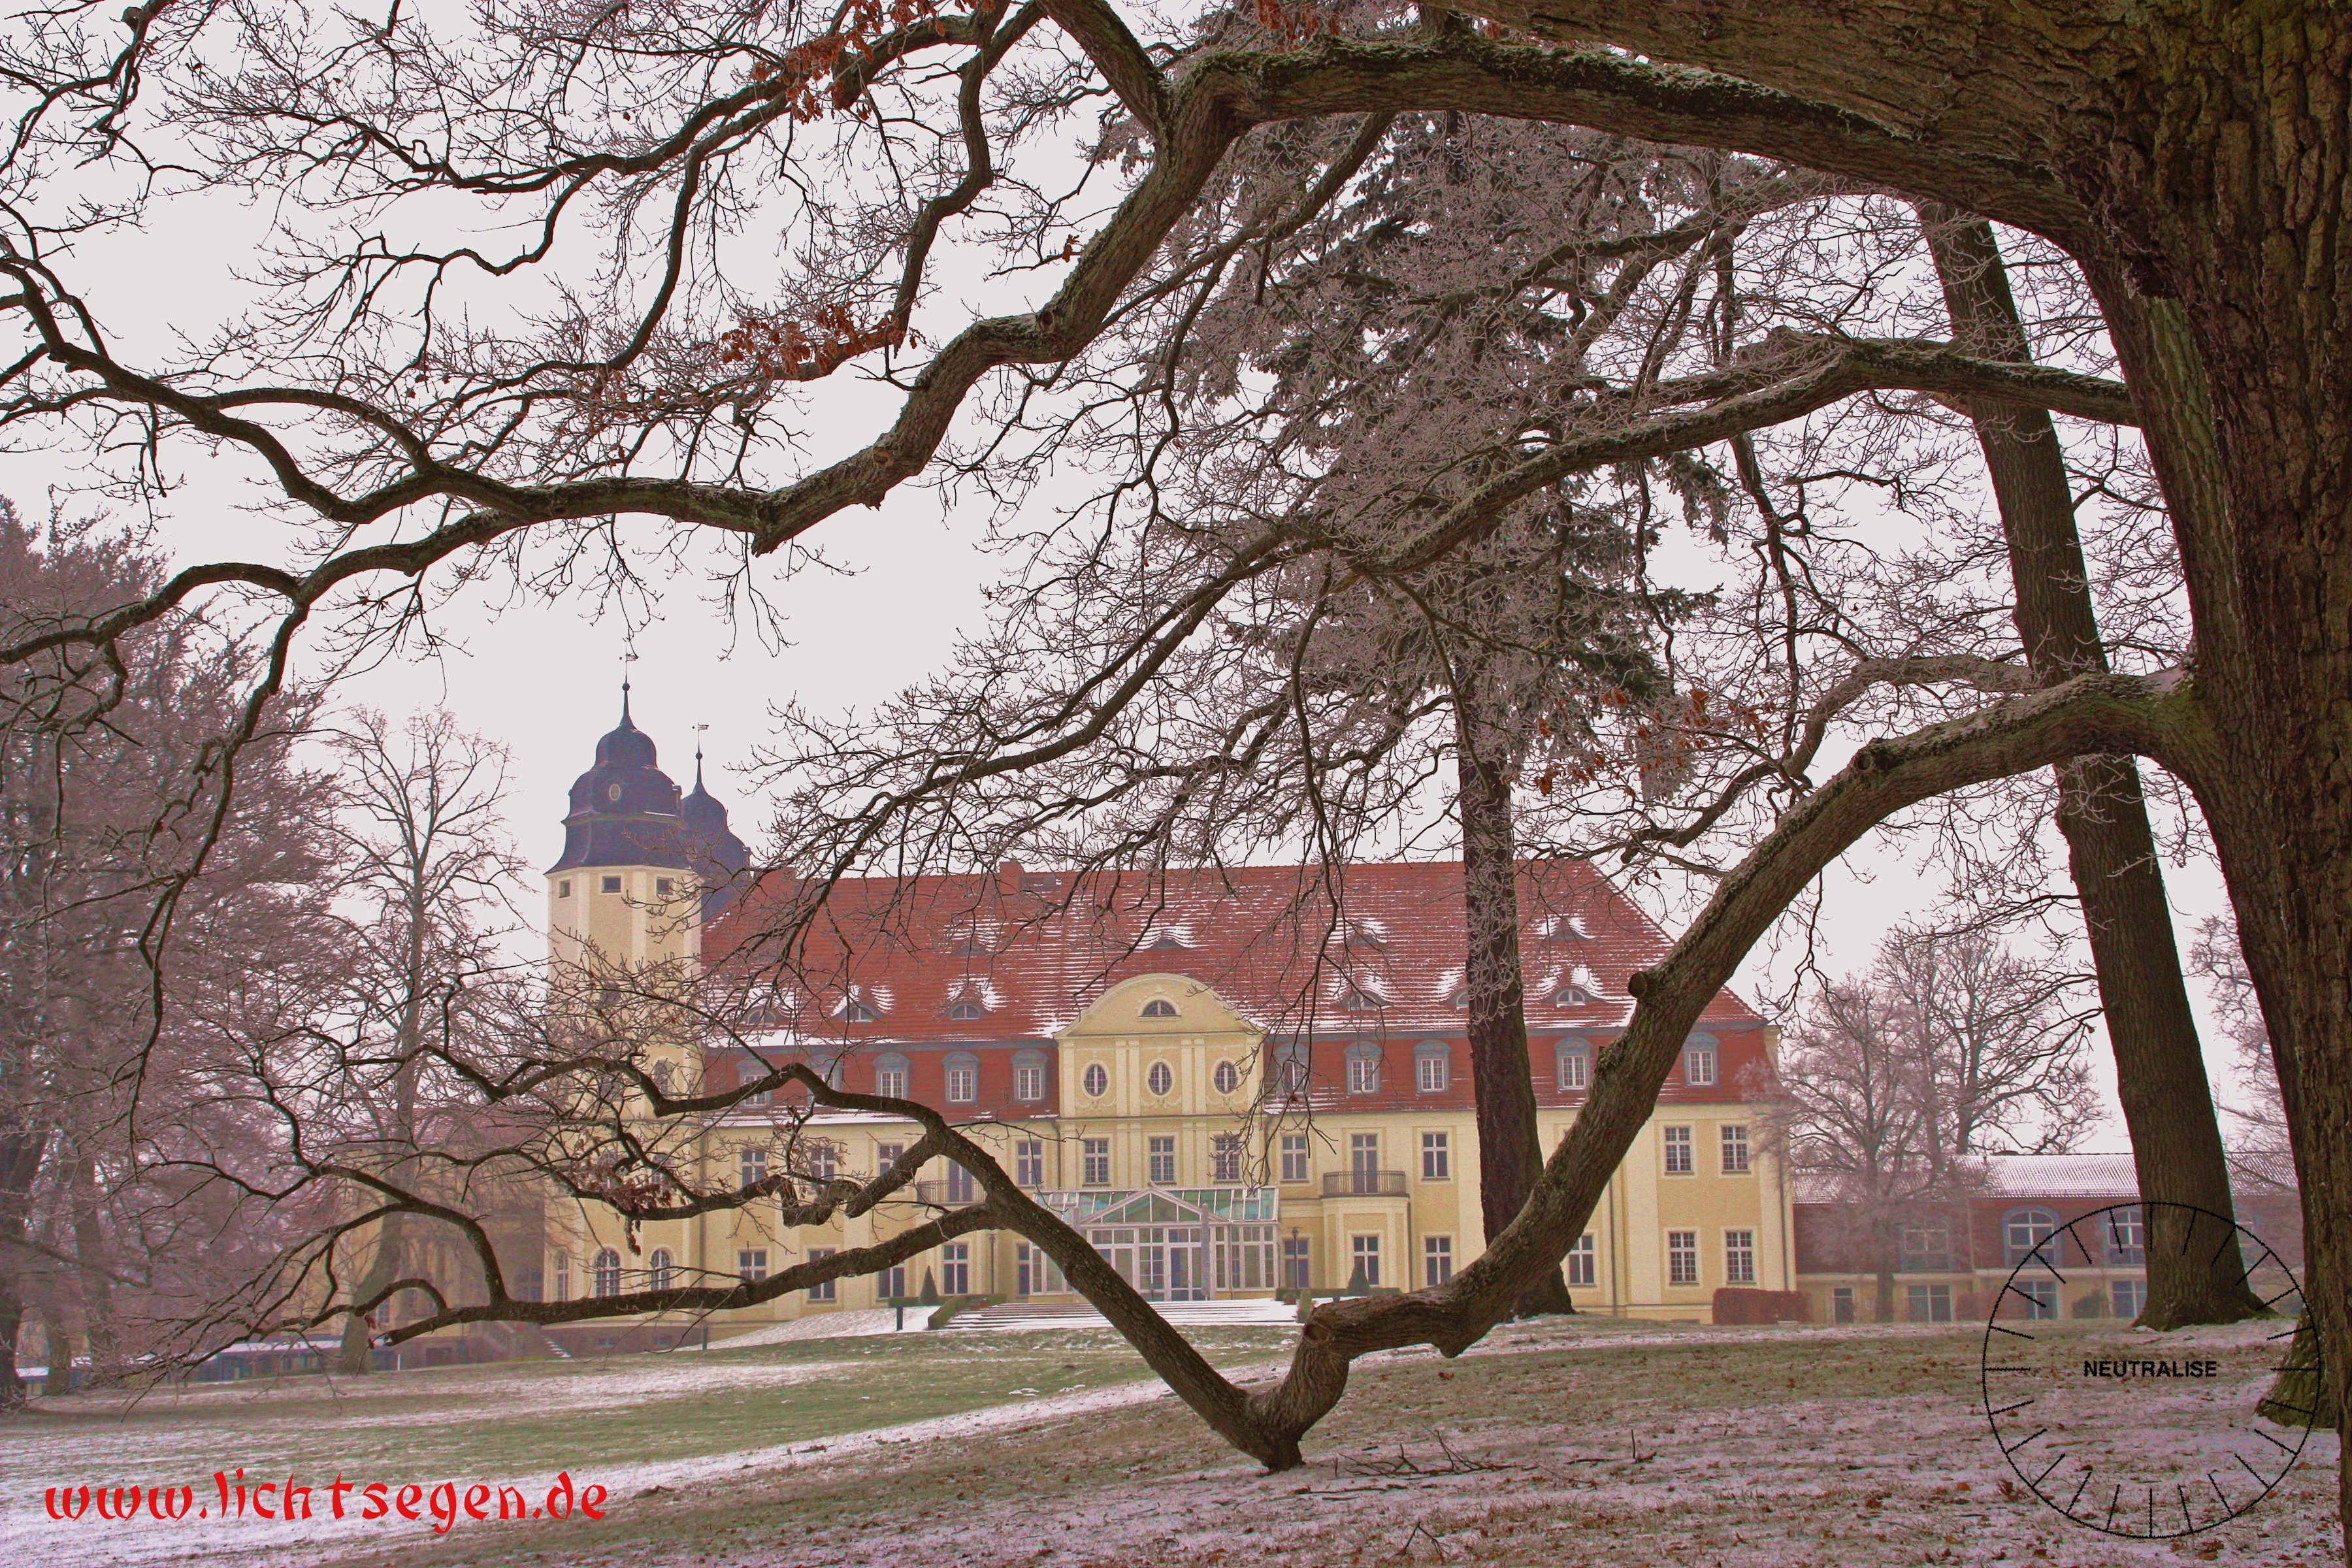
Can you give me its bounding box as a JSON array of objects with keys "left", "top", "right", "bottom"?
[
  {"left": 682, "top": 748, "right": 751, "bottom": 917},
  {"left": 548, "top": 694, "right": 689, "bottom": 872}
]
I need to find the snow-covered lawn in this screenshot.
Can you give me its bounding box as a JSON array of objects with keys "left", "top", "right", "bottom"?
[{"left": 5, "top": 1317, "right": 2338, "bottom": 1567}]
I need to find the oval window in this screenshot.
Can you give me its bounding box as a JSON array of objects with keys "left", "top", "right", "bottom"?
[
  {"left": 1212, "top": 1060, "right": 1241, "bottom": 1094},
  {"left": 606, "top": 781, "right": 624, "bottom": 803},
  {"left": 1146, "top": 1061, "right": 1174, "bottom": 1096},
  {"left": 1081, "top": 1062, "right": 1109, "bottom": 1098}
]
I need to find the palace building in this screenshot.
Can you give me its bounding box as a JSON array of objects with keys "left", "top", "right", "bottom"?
[{"left": 539, "top": 702, "right": 1795, "bottom": 1340}]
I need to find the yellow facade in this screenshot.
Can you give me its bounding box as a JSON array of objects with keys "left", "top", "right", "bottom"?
[{"left": 541, "top": 868, "right": 1793, "bottom": 1335}]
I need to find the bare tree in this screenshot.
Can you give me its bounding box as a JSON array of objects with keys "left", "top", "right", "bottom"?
[
  {"left": 0, "top": 1, "right": 2344, "bottom": 1524},
  {"left": 1776, "top": 922, "right": 2097, "bottom": 1318}
]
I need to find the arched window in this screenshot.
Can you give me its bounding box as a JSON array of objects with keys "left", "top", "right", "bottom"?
[
  {"left": 1553, "top": 982, "right": 1593, "bottom": 1007},
  {"left": 647, "top": 1248, "right": 674, "bottom": 1293},
  {"left": 1336, "top": 983, "right": 1385, "bottom": 1011},
  {"left": 1212, "top": 1059, "right": 1242, "bottom": 1094},
  {"left": 1012, "top": 1048, "right": 1049, "bottom": 1103},
  {"left": 840, "top": 996, "right": 879, "bottom": 1022},
  {"left": 1141, "top": 998, "right": 1178, "bottom": 1018},
  {"left": 1414, "top": 1041, "right": 1450, "bottom": 1094},
  {"left": 592, "top": 1248, "right": 623, "bottom": 1298},
  {"left": 2004, "top": 1207, "right": 2061, "bottom": 1266},
  {"left": 1682, "top": 1034, "right": 1720, "bottom": 1088},
  {"left": 1145, "top": 1061, "right": 1175, "bottom": 1096},
  {"left": 946, "top": 991, "right": 988, "bottom": 1020},
  {"left": 1345, "top": 1041, "right": 1382, "bottom": 1095},
  {"left": 873, "top": 1052, "right": 911, "bottom": 1099},
  {"left": 1081, "top": 1062, "right": 1110, "bottom": 1097},
  {"left": 943, "top": 1051, "right": 979, "bottom": 1103},
  {"left": 1556, "top": 1038, "right": 1592, "bottom": 1092}
]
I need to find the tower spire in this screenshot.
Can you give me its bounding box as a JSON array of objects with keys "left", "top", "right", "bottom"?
[
  {"left": 693, "top": 723, "right": 710, "bottom": 790},
  {"left": 621, "top": 642, "right": 639, "bottom": 727}
]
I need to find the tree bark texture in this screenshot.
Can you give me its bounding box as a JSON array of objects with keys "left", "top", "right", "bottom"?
[
  {"left": 1923, "top": 210, "right": 2260, "bottom": 1329},
  {"left": 1454, "top": 706, "right": 1576, "bottom": 1316}
]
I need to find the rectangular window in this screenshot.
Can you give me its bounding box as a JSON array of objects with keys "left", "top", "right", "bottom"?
[
  {"left": 1566, "top": 1233, "right": 1596, "bottom": 1288},
  {"left": 944, "top": 1162, "right": 977, "bottom": 1205},
  {"left": 1282, "top": 1236, "right": 1312, "bottom": 1290},
  {"left": 738, "top": 1249, "right": 768, "bottom": 1283},
  {"left": 808, "top": 1248, "right": 837, "bottom": 1301},
  {"left": 1015, "top": 1139, "right": 1045, "bottom": 1188},
  {"left": 2012, "top": 1279, "right": 2057, "bottom": 1320},
  {"left": 601, "top": 875, "right": 623, "bottom": 894},
  {"left": 1667, "top": 1230, "right": 1699, "bottom": 1288},
  {"left": 1684, "top": 1043, "right": 1718, "bottom": 1087},
  {"left": 939, "top": 1241, "right": 971, "bottom": 1297},
  {"left": 557, "top": 879, "right": 572, "bottom": 898},
  {"left": 1720, "top": 1124, "right": 1751, "bottom": 1174},
  {"left": 1147, "top": 1135, "right": 1177, "bottom": 1185},
  {"left": 1663, "top": 1126, "right": 1693, "bottom": 1175},
  {"left": 2111, "top": 1278, "right": 2147, "bottom": 1318},
  {"left": 879, "top": 1264, "right": 908, "bottom": 1301},
  {"left": 1899, "top": 1226, "right": 1952, "bottom": 1273},
  {"left": 1347, "top": 1051, "right": 1380, "bottom": 1095},
  {"left": 1723, "top": 1229, "right": 1756, "bottom": 1286},
  {"left": 1350, "top": 1234, "right": 1382, "bottom": 1289},
  {"left": 1910, "top": 1283, "right": 1957, "bottom": 1323},
  {"left": 1279, "top": 1134, "right": 1310, "bottom": 1184},
  {"left": 1832, "top": 1285, "right": 1856, "bottom": 1324},
  {"left": 1016, "top": 1243, "right": 1064, "bottom": 1297},
  {"left": 1420, "top": 1130, "right": 1450, "bottom": 1181},
  {"left": 875, "top": 1141, "right": 905, "bottom": 1175},
  {"left": 1348, "top": 1132, "right": 1380, "bottom": 1193},
  {"left": 1014, "top": 1062, "right": 1046, "bottom": 1102},
  {"left": 1416, "top": 1052, "right": 1449, "bottom": 1092},
  {"left": 551, "top": 1251, "right": 570, "bottom": 1301},
  {"left": 1423, "top": 1235, "right": 1455, "bottom": 1287},
  {"left": 740, "top": 1145, "right": 768, "bottom": 1190},
  {"left": 875, "top": 1065, "right": 908, "bottom": 1098},
  {"left": 1082, "top": 1138, "right": 1111, "bottom": 1186},
  {"left": 1558, "top": 1045, "right": 1590, "bottom": 1091},
  {"left": 945, "top": 1064, "right": 977, "bottom": 1103},
  {"left": 1211, "top": 1134, "right": 1243, "bottom": 1183},
  {"left": 2104, "top": 1205, "right": 2146, "bottom": 1266},
  {"left": 655, "top": 876, "right": 675, "bottom": 897}
]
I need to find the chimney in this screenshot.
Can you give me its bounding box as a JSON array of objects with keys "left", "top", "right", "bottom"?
[{"left": 996, "top": 859, "right": 1024, "bottom": 894}]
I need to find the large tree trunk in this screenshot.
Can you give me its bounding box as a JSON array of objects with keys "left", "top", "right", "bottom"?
[
  {"left": 0, "top": 1125, "right": 41, "bottom": 1412},
  {"left": 1454, "top": 704, "right": 1575, "bottom": 1316},
  {"left": 1923, "top": 210, "right": 2260, "bottom": 1328},
  {"left": 336, "top": 1211, "right": 405, "bottom": 1375},
  {"left": 67, "top": 1156, "right": 117, "bottom": 1382}
]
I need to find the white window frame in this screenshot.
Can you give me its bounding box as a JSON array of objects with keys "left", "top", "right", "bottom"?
[
  {"left": 1345, "top": 1046, "right": 1381, "bottom": 1096},
  {"left": 1211, "top": 1134, "right": 1243, "bottom": 1183},
  {"left": 1566, "top": 1233, "right": 1596, "bottom": 1288},
  {"left": 1081, "top": 1062, "right": 1110, "bottom": 1098},
  {"left": 738, "top": 1249, "right": 768, "bottom": 1283},
  {"left": 1350, "top": 1233, "right": 1382, "bottom": 1289},
  {"left": 1145, "top": 1060, "right": 1175, "bottom": 1096},
  {"left": 1213, "top": 1060, "right": 1241, "bottom": 1094},
  {"left": 1683, "top": 1040, "right": 1718, "bottom": 1088},
  {"left": 1279, "top": 1133, "right": 1310, "bottom": 1184},
  {"left": 1423, "top": 1235, "right": 1454, "bottom": 1287},
  {"left": 1662, "top": 1125, "right": 1693, "bottom": 1175},
  {"left": 939, "top": 1241, "right": 971, "bottom": 1296},
  {"left": 808, "top": 1248, "right": 838, "bottom": 1301},
  {"left": 1557, "top": 1041, "right": 1590, "bottom": 1092},
  {"left": 1420, "top": 1130, "right": 1450, "bottom": 1181},
  {"left": 1015, "top": 1139, "right": 1045, "bottom": 1188},
  {"left": 1666, "top": 1230, "right": 1699, "bottom": 1288},
  {"left": 1723, "top": 1229, "right": 1756, "bottom": 1286},
  {"left": 943, "top": 1053, "right": 979, "bottom": 1104},
  {"left": 1147, "top": 1135, "right": 1177, "bottom": 1185},
  {"left": 1082, "top": 1137, "right": 1112, "bottom": 1186},
  {"left": 1720, "top": 1124, "right": 1751, "bottom": 1174}
]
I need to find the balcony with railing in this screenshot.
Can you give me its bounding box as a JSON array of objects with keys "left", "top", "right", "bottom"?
[{"left": 1321, "top": 1169, "right": 1408, "bottom": 1199}]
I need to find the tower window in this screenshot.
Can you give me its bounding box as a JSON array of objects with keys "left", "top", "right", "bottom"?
[
  {"left": 655, "top": 877, "right": 674, "bottom": 896},
  {"left": 557, "top": 879, "right": 572, "bottom": 898},
  {"left": 602, "top": 875, "right": 623, "bottom": 894}
]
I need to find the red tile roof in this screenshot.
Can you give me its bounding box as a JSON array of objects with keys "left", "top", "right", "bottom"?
[{"left": 703, "top": 859, "right": 1761, "bottom": 1045}]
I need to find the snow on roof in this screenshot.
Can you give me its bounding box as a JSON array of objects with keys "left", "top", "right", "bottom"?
[
  {"left": 1981, "top": 1153, "right": 2141, "bottom": 1198},
  {"left": 702, "top": 859, "right": 1764, "bottom": 1044}
]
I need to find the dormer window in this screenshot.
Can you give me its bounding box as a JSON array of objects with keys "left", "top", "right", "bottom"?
[
  {"left": 1335, "top": 984, "right": 1386, "bottom": 1012},
  {"left": 1554, "top": 983, "right": 1593, "bottom": 1007},
  {"left": 1141, "top": 998, "right": 1178, "bottom": 1018},
  {"left": 1144, "top": 928, "right": 1190, "bottom": 951},
  {"left": 946, "top": 999, "right": 987, "bottom": 1021},
  {"left": 1340, "top": 919, "right": 1388, "bottom": 949},
  {"left": 1445, "top": 979, "right": 1471, "bottom": 1007},
  {"left": 841, "top": 999, "right": 879, "bottom": 1023},
  {"left": 1539, "top": 914, "right": 1593, "bottom": 943}
]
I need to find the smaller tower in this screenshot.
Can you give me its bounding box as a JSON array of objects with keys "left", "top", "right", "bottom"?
[{"left": 680, "top": 728, "right": 751, "bottom": 920}]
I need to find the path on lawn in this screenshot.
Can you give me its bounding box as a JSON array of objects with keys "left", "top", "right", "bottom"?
[{"left": 7, "top": 1319, "right": 2340, "bottom": 1568}]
